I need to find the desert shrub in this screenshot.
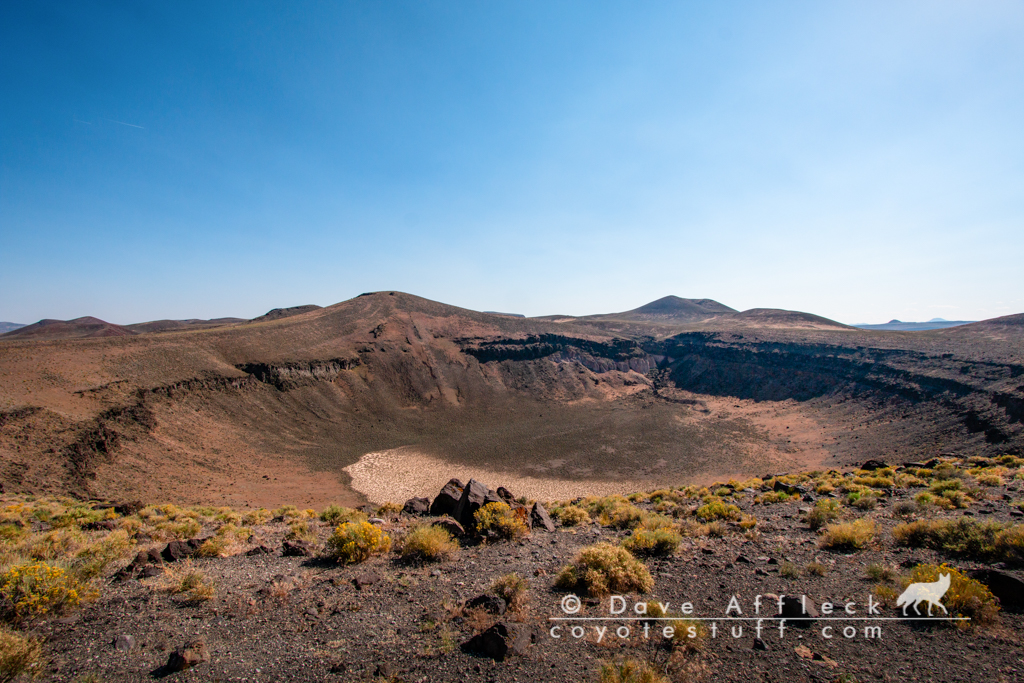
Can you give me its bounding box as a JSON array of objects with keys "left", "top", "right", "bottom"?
[
  {"left": 805, "top": 499, "right": 841, "bottom": 530},
  {"left": 938, "top": 490, "right": 970, "bottom": 509},
  {"left": 854, "top": 475, "right": 894, "bottom": 489},
  {"left": 0, "top": 524, "right": 27, "bottom": 546},
  {"left": 490, "top": 573, "right": 528, "bottom": 612},
  {"left": 555, "top": 543, "right": 653, "bottom": 596},
  {"left": 375, "top": 502, "right": 403, "bottom": 518},
  {"left": 600, "top": 503, "right": 645, "bottom": 530},
  {"left": 975, "top": 473, "right": 1004, "bottom": 487},
  {"left": 815, "top": 482, "right": 835, "bottom": 495},
  {"left": 0, "top": 626, "right": 43, "bottom": 681},
  {"left": 553, "top": 505, "right": 590, "bottom": 527},
  {"left": 779, "top": 561, "right": 799, "bottom": 579},
  {"left": 242, "top": 508, "right": 272, "bottom": 526},
  {"left": 914, "top": 491, "right": 936, "bottom": 507},
  {"left": 284, "top": 520, "right": 318, "bottom": 543},
  {"left": 73, "top": 530, "right": 135, "bottom": 580},
  {"left": 713, "top": 487, "right": 732, "bottom": 498},
  {"left": 271, "top": 505, "right": 301, "bottom": 520},
  {"left": 873, "top": 583, "right": 898, "bottom": 607},
  {"left": 903, "top": 564, "right": 999, "bottom": 625},
  {"left": 155, "top": 519, "right": 201, "bottom": 540},
  {"left": 51, "top": 505, "right": 110, "bottom": 529},
  {"left": 930, "top": 479, "right": 962, "bottom": 494},
  {"left": 622, "top": 528, "right": 682, "bottom": 557},
  {"left": 865, "top": 563, "right": 896, "bottom": 582},
  {"left": 805, "top": 561, "right": 828, "bottom": 576},
  {"left": 694, "top": 499, "right": 740, "bottom": 522},
  {"left": 324, "top": 522, "right": 391, "bottom": 564},
  {"left": 159, "top": 561, "right": 215, "bottom": 602},
  {"left": 399, "top": 525, "right": 457, "bottom": 563},
  {"left": 474, "top": 502, "right": 529, "bottom": 541},
  {"left": 852, "top": 494, "right": 878, "bottom": 511},
  {"left": 319, "top": 505, "right": 364, "bottom": 525},
  {"left": 197, "top": 524, "right": 252, "bottom": 558},
  {"left": 757, "top": 491, "right": 795, "bottom": 505},
  {"left": 213, "top": 507, "right": 242, "bottom": 525},
  {"left": 20, "top": 527, "right": 86, "bottom": 562},
  {"left": 701, "top": 521, "right": 728, "bottom": 538},
  {"left": 993, "top": 525, "right": 1024, "bottom": 564},
  {"left": 820, "top": 519, "right": 876, "bottom": 551},
  {"left": 893, "top": 499, "right": 918, "bottom": 516},
  {"left": 599, "top": 659, "right": 669, "bottom": 683},
  {"left": 0, "top": 562, "right": 88, "bottom": 624},
  {"left": 738, "top": 515, "right": 758, "bottom": 530},
  {"left": 892, "top": 518, "right": 1024, "bottom": 564}
]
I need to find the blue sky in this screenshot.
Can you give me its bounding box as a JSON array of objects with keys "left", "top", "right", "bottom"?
[{"left": 2, "top": 1, "right": 1022, "bottom": 325}]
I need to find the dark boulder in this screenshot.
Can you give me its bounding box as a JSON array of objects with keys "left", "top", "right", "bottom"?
[
  {"left": 778, "top": 595, "right": 818, "bottom": 627},
  {"left": 971, "top": 569, "right": 1024, "bottom": 611},
  {"left": 165, "top": 640, "right": 210, "bottom": 672},
  {"left": 860, "top": 459, "right": 888, "bottom": 471},
  {"left": 403, "top": 497, "right": 431, "bottom": 515},
  {"left": 530, "top": 502, "right": 556, "bottom": 532},
  {"left": 246, "top": 545, "right": 274, "bottom": 556},
  {"left": 454, "top": 479, "right": 490, "bottom": 529},
  {"left": 161, "top": 539, "right": 204, "bottom": 563},
  {"left": 429, "top": 478, "right": 465, "bottom": 517},
  {"left": 460, "top": 623, "right": 532, "bottom": 661},
  {"left": 281, "top": 540, "right": 313, "bottom": 557},
  {"left": 466, "top": 594, "right": 507, "bottom": 615},
  {"left": 431, "top": 517, "right": 465, "bottom": 538},
  {"left": 496, "top": 487, "right": 516, "bottom": 504}
]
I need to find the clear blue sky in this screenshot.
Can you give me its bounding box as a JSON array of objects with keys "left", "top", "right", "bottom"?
[{"left": 2, "top": 1, "right": 1022, "bottom": 325}]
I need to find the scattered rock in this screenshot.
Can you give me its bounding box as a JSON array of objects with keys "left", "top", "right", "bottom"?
[
  {"left": 778, "top": 595, "right": 819, "bottom": 626},
  {"left": 753, "top": 638, "right": 768, "bottom": 651},
  {"left": 353, "top": 571, "right": 382, "bottom": 590},
  {"left": 454, "top": 478, "right": 490, "bottom": 529},
  {"left": 530, "top": 502, "right": 556, "bottom": 532},
  {"left": 431, "top": 517, "right": 465, "bottom": 538},
  {"left": 735, "top": 555, "right": 752, "bottom": 564},
  {"left": 114, "top": 501, "right": 144, "bottom": 516},
  {"left": 466, "top": 594, "right": 507, "bottom": 615},
  {"left": 368, "top": 517, "right": 387, "bottom": 526},
  {"left": 113, "top": 634, "right": 135, "bottom": 652},
  {"left": 460, "top": 622, "right": 532, "bottom": 661},
  {"left": 84, "top": 519, "right": 117, "bottom": 531},
  {"left": 140, "top": 565, "right": 164, "bottom": 578},
  {"left": 860, "top": 459, "right": 888, "bottom": 471},
  {"left": 403, "top": 497, "right": 430, "bottom": 515},
  {"left": 246, "top": 545, "right": 274, "bottom": 556},
  {"left": 166, "top": 640, "right": 210, "bottom": 672},
  {"left": 374, "top": 663, "right": 395, "bottom": 678},
  {"left": 496, "top": 486, "right": 516, "bottom": 504},
  {"left": 281, "top": 540, "right": 313, "bottom": 557},
  {"left": 161, "top": 539, "right": 204, "bottom": 562},
  {"left": 429, "top": 478, "right": 465, "bottom": 517}
]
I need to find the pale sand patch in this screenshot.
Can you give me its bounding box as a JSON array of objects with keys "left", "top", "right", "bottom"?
[{"left": 343, "top": 446, "right": 650, "bottom": 505}]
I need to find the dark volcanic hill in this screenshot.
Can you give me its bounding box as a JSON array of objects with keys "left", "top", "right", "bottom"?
[
  {"left": 587, "top": 295, "right": 736, "bottom": 322},
  {"left": 0, "top": 291, "right": 1021, "bottom": 508},
  {"left": 249, "top": 304, "right": 322, "bottom": 323},
  {"left": 0, "top": 316, "right": 136, "bottom": 340},
  {"left": 126, "top": 317, "right": 247, "bottom": 334}
]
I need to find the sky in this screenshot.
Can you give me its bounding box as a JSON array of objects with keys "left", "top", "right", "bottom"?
[{"left": 1, "top": 1, "right": 1022, "bottom": 326}]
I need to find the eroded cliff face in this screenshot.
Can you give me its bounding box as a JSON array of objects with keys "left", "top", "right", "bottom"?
[{"left": 2, "top": 306, "right": 1022, "bottom": 502}]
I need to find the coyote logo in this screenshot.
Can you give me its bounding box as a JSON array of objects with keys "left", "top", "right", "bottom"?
[{"left": 896, "top": 573, "right": 950, "bottom": 616}]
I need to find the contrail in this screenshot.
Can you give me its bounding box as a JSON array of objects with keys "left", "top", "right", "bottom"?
[{"left": 102, "top": 118, "right": 145, "bottom": 129}]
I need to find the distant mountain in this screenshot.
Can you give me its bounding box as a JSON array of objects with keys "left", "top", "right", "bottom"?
[
  {"left": 0, "top": 316, "right": 136, "bottom": 341},
  {"left": 126, "top": 318, "right": 247, "bottom": 334},
  {"left": 536, "top": 296, "right": 737, "bottom": 324},
  {"left": 483, "top": 311, "right": 525, "bottom": 318},
  {"left": 0, "top": 322, "right": 26, "bottom": 334},
  {"left": 250, "top": 305, "right": 322, "bottom": 323},
  {"left": 854, "top": 320, "right": 976, "bottom": 331}
]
